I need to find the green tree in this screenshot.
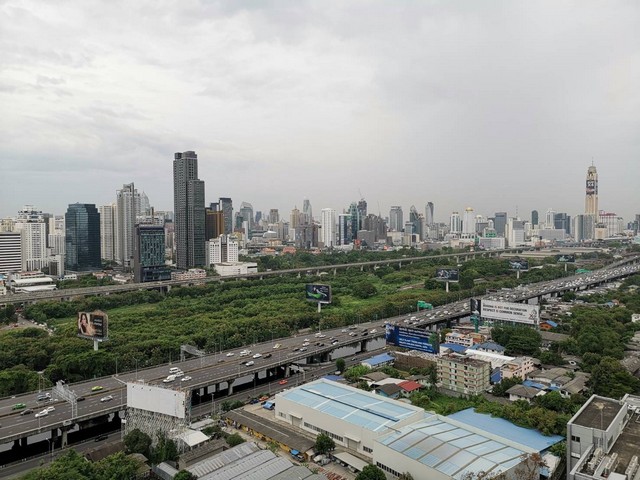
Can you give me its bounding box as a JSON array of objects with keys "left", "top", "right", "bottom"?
[
  {"left": 398, "top": 473, "right": 415, "bottom": 480},
  {"left": 352, "top": 281, "right": 378, "bottom": 299},
  {"left": 590, "top": 357, "right": 640, "bottom": 398},
  {"left": 174, "top": 471, "right": 198, "bottom": 480},
  {"left": 314, "top": 433, "right": 336, "bottom": 454},
  {"left": 336, "top": 358, "right": 346, "bottom": 373},
  {"left": 123, "top": 428, "right": 152, "bottom": 457},
  {"left": 95, "top": 451, "right": 143, "bottom": 480},
  {"left": 226, "top": 433, "right": 245, "bottom": 447},
  {"left": 355, "top": 464, "right": 387, "bottom": 480}
]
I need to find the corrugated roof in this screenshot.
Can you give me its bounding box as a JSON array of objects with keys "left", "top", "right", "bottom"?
[
  {"left": 362, "top": 353, "right": 395, "bottom": 366},
  {"left": 376, "top": 413, "right": 529, "bottom": 480},
  {"left": 278, "top": 379, "right": 423, "bottom": 432},
  {"left": 440, "top": 343, "right": 468, "bottom": 353},
  {"left": 447, "top": 408, "right": 563, "bottom": 451}
]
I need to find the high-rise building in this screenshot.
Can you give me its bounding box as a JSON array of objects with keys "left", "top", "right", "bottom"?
[
  {"left": 554, "top": 213, "right": 571, "bottom": 234},
  {"left": 219, "top": 197, "right": 233, "bottom": 235},
  {"left": 409, "top": 206, "right": 424, "bottom": 240},
  {"left": 116, "top": 182, "right": 139, "bottom": 267},
  {"left": 0, "top": 232, "right": 22, "bottom": 275},
  {"left": 268, "top": 209, "right": 279, "bottom": 224},
  {"left": 450, "top": 212, "right": 462, "bottom": 234},
  {"left": 302, "top": 198, "right": 313, "bottom": 224},
  {"left": 531, "top": 210, "right": 539, "bottom": 228},
  {"left": 255, "top": 211, "right": 263, "bottom": 226},
  {"left": 320, "top": 208, "right": 336, "bottom": 248},
  {"left": 290, "top": 207, "right": 300, "bottom": 230},
  {"left": 357, "top": 199, "right": 367, "bottom": 230},
  {"left": 173, "top": 151, "right": 206, "bottom": 269},
  {"left": 585, "top": 164, "right": 598, "bottom": 216},
  {"left": 544, "top": 208, "right": 556, "bottom": 229},
  {"left": 139, "top": 191, "right": 151, "bottom": 216},
  {"left": 205, "top": 206, "right": 224, "bottom": 241},
  {"left": 506, "top": 218, "right": 525, "bottom": 246},
  {"left": 14, "top": 206, "right": 47, "bottom": 271},
  {"left": 65, "top": 203, "right": 101, "bottom": 272},
  {"left": 238, "top": 202, "right": 254, "bottom": 232},
  {"left": 133, "top": 224, "right": 170, "bottom": 283},
  {"left": 389, "top": 206, "right": 403, "bottom": 232},
  {"left": 494, "top": 212, "right": 507, "bottom": 237},
  {"left": 462, "top": 207, "right": 476, "bottom": 235},
  {"left": 425, "top": 202, "right": 434, "bottom": 226},
  {"left": 338, "top": 214, "right": 350, "bottom": 246},
  {"left": 206, "top": 234, "right": 239, "bottom": 264},
  {"left": 99, "top": 204, "right": 117, "bottom": 262}
]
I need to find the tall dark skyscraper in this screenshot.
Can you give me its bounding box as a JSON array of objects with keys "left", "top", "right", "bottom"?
[
  {"left": 531, "top": 210, "right": 539, "bottom": 227},
  {"left": 173, "top": 151, "right": 205, "bottom": 269},
  {"left": 133, "top": 225, "right": 170, "bottom": 282},
  {"left": 65, "top": 203, "right": 101, "bottom": 272},
  {"left": 494, "top": 212, "right": 507, "bottom": 237},
  {"left": 205, "top": 205, "right": 224, "bottom": 240},
  {"left": 425, "top": 202, "right": 434, "bottom": 225},
  {"left": 219, "top": 197, "right": 233, "bottom": 235}
]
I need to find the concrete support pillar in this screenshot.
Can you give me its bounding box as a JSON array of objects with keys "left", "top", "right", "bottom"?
[
  {"left": 254, "top": 372, "right": 259, "bottom": 383},
  {"left": 333, "top": 268, "right": 337, "bottom": 276},
  {"left": 227, "top": 379, "right": 235, "bottom": 395},
  {"left": 20, "top": 437, "right": 27, "bottom": 448},
  {"left": 61, "top": 429, "right": 68, "bottom": 447},
  {"left": 285, "top": 365, "right": 291, "bottom": 377},
  {"left": 361, "top": 340, "right": 368, "bottom": 352},
  {"left": 360, "top": 265, "right": 364, "bottom": 271}
]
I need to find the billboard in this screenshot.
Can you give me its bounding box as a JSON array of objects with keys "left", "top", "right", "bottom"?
[
  {"left": 77, "top": 310, "right": 109, "bottom": 340},
  {"left": 469, "top": 298, "right": 482, "bottom": 316},
  {"left": 480, "top": 299, "right": 539, "bottom": 325},
  {"left": 435, "top": 268, "right": 459, "bottom": 282},
  {"left": 556, "top": 254, "right": 576, "bottom": 263},
  {"left": 305, "top": 284, "right": 332, "bottom": 304},
  {"left": 508, "top": 259, "right": 529, "bottom": 271},
  {"left": 385, "top": 324, "right": 437, "bottom": 354},
  {"left": 127, "top": 383, "right": 187, "bottom": 419}
]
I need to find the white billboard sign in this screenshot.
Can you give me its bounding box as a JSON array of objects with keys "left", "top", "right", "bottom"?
[
  {"left": 480, "top": 300, "right": 539, "bottom": 325},
  {"left": 127, "top": 383, "right": 187, "bottom": 419}
]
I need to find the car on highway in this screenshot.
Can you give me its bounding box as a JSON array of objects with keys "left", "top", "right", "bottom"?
[
  {"left": 300, "top": 347, "right": 308, "bottom": 352},
  {"left": 46, "top": 406, "right": 55, "bottom": 412},
  {"left": 245, "top": 361, "right": 255, "bottom": 367},
  {"left": 100, "top": 395, "right": 114, "bottom": 402},
  {"left": 302, "top": 342, "right": 310, "bottom": 347},
  {"left": 252, "top": 353, "right": 262, "bottom": 359},
  {"left": 91, "top": 386, "right": 104, "bottom": 392},
  {"left": 35, "top": 410, "right": 48, "bottom": 418},
  {"left": 36, "top": 393, "right": 50, "bottom": 402},
  {"left": 173, "top": 371, "right": 184, "bottom": 377},
  {"left": 163, "top": 375, "right": 176, "bottom": 383},
  {"left": 12, "top": 403, "right": 26, "bottom": 410},
  {"left": 226, "top": 352, "right": 235, "bottom": 357},
  {"left": 264, "top": 353, "right": 272, "bottom": 358},
  {"left": 240, "top": 350, "right": 251, "bottom": 356},
  {"left": 20, "top": 409, "right": 33, "bottom": 416},
  {"left": 77, "top": 396, "right": 85, "bottom": 402},
  {"left": 181, "top": 376, "right": 192, "bottom": 382},
  {"left": 279, "top": 379, "right": 288, "bottom": 385}
]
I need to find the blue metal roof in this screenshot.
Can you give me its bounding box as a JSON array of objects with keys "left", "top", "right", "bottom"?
[
  {"left": 279, "top": 379, "right": 422, "bottom": 432},
  {"left": 447, "top": 408, "right": 563, "bottom": 451},
  {"left": 322, "top": 375, "right": 344, "bottom": 381},
  {"left": 440, "top": 343, "right": 468, "bottom": 354},
  {"left": 543, "top": 320, "right": 558, "bottom": 328},
  {"left": 363, "top": 353, "right": 394, "bottom": 366},
  {"left": 491, "top": 369, "right": 502, "bottom": 384},
  {"left": 522, "top": 380, "right": 546, "bottom": 390}
]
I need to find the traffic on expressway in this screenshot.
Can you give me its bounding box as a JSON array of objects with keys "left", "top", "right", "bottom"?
[{"left": 0, "top": 256, "right": 637, "bottom": 445}]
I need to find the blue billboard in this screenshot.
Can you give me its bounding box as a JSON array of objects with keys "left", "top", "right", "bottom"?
[{"left": 385, "top": 324, "right": 437, "bottom": 354}]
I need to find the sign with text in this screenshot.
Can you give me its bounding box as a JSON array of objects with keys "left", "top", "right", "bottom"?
[
  {"left": 556, "top": 254, "right": 576, "bottom": 263},
  {"left": 305, "top": 284, "right": 332, "bottom": 304},
  {"left": 385, "top": 324, "right": 437, "bottom": 353},
  {"left": 480, "top": 300, "right": 539, "bottom": 325},
  {"left": 508, "top": 259, "right": 529, "bottom": 271},
  {"left": 435, "top": 268, "right": 459, "bottom": 282},
  {"left": 77, "top": 310, "right": 109, "bottom": 340}
]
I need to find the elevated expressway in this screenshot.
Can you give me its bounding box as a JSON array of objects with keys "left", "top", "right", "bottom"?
[{"left": 0, "top": 255, "right": 637, "bottom": 460}]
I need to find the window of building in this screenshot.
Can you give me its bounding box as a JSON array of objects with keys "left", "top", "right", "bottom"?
[
  {"left": 363, "top": 446, "right": 373, "bottom": 453},
  {"left": 571, "top": 435, "right": 580, "bottom": 443}
]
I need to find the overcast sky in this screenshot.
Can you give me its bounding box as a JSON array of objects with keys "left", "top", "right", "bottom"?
[{"left": 1, "top": 1, "right": 639, "bottom": 223}]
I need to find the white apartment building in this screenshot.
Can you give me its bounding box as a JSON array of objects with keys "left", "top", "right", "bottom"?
[{"left": 320, "top": 208, "right": 336, "bottom": 248}]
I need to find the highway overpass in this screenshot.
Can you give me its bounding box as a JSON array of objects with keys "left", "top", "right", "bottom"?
[
  {"left": 0, "top": 255, "right": 637, "bottom": 464},
  {"left": 0, "top": 248, "right": 534, "bottom": 305}
]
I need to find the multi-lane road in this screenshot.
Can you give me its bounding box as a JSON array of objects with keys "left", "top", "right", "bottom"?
[{"left": 0, "top": 256, "right": 638, "bottom": 447}]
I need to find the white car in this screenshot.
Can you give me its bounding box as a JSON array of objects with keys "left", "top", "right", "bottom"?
[
  {"left": 245, "top": 361, "right": 255, "bottom": 367},
  {"left": 46, "top": 406, "right": 55, "bottom": 412},
  {"left": 302, "top": 342, "right": 310, "bottom": 347},
  {"left": 100, "top": 395, "right": 114, "bottom": 402},
  {"left": 240, "top": 350, "right": 251, "bottom": 356},
  {"left": 35, "top": 410, "right": 49, "bottom": 418},
  {"left": 181, "top": 376, "right": 192, "bottom": 382},
  {"left": 273, "top": 344, "right": 281, "bottom": 349},
  {"left": 174, "top": 371, "right": 184, "bottom": 377},
  {"left": 226, "top": 352, "right": 235, "bottom": 357},
  {"left": 252, "top": 353, "right": 262, "bottom": 359}
]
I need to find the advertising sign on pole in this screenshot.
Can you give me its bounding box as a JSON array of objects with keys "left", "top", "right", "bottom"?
[
  {"left": 556, "top": 254, "right": 576, "bottom": 263},
  {"left": 305, "top": 284, "right": 332, "bottom": 304},
  {"left": 77, "top": 310, "right": 109, "bottom": 340},
  {"left": 435, "top": 268, "right": 459, "bottom": 282},
  {"left": 480, "top": 299, "right": 539, "bottom": 325},
  {"left": 385, "top": 324, "right": 437, "bottom": 353},
  {"left": 508, "top": 259, "right": 529, "bottom": 271}
]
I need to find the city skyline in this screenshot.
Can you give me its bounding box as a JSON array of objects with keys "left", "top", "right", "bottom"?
[{"left": 1, "top": 2, "right": 639, "bottom": 220}]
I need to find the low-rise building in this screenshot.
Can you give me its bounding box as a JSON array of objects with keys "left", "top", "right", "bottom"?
[
  {"left": 171, "top": 268, "right": 207, "bottom": 281},
  {"left": 567, "top": 393, "right": 640, "bottom": 480},
  {"left": 437, "top": 353, "right": 491, "bottom": 395},
  {"left": 501, "top": 357, "right": 537, "bottom": 380},
  {"left": 506, "top": 384, "right": 546, "bottom": 403},
  {"left": 213, "top": 261, "right": 258, "bottom": 277}
]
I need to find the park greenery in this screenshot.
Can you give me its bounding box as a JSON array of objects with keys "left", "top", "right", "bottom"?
[
  {"left": 0, "top": 251, "right": 630, "bottom": 398},
  {"left": 19, "top": 450, "right": 143, "bottom": 480}
]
